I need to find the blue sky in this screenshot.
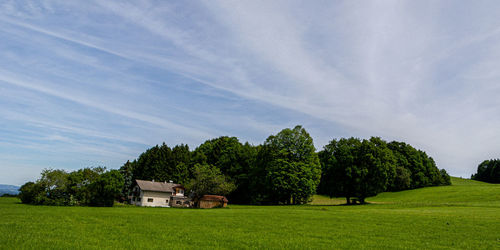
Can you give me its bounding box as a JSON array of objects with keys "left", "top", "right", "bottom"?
[{"left": 1, "top": 1, "right": 500, "bottom": 185}]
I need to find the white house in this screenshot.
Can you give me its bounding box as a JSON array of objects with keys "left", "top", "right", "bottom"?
[{"left": 130, "top": 179, "right": 191, "bottom": 207}]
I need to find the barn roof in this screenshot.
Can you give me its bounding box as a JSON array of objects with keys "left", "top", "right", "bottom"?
[
  {"left": 200, "top": 195, "right": 228, "bottom": 203},
  {"left": 135, "top": 180, "right": 182, "bottom": 193}
]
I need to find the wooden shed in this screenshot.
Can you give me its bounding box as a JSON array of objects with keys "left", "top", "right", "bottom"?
[{"left": 199, "top": 195, "right": 228, "bottom": 208}]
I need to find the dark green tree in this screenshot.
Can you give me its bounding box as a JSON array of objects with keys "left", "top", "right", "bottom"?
[
  {"left": 186, "top": 163, "right": 236, "bottom": 206},
  {"left": 119, "top": 160, "right": 136, "bottom": 200},
  {"left": 130, "top": 143, "right": 191, "bottom": 186},
  {"left": 254, "top": 125, "right": 321, "bottom": 205},
  {"left": 18, "top": 181, "right": 43, "bottom": 204},
  {"left": 88, "top": 170, "right": 124, "bottom": 207},
  {"left": 37, "top": 169, "right": 70, "bottom": 205},
  {"left": 67, "top": 167, "right": 105, "bottom": 205},
  {"left": 193, "top": 137, "right": 257, "bottom": 204},
  {"left": 472, "top": 159, "right": 500, "bottom": 183},
  {"left": 439, "top": 169, "right": 452, "bottom": 185},
  {"left": 319, "top": 137, "right": 396, "bottom": 204},
  {"left": 389, "top": 166, "right": 412, "bottom": 191},
  {"left": 387, "top": 141, "right": 450, "bottom": 189}
]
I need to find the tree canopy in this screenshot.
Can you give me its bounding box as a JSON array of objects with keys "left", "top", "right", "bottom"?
[
  {"left": 254, "top": 125, "right": 321, "bottom": 204},
  {"left": 185, "top": 163, "right": 236, "bottom": 206},
  {"left": 19, "top": 125, "right": 453, "bottom": 207},
  {"left": 472, "top": 159, "right": 500, "bottom": 183},
  {"left": 319, "top": 137, "right": 396, "bottom": 204},
  {"left": 318, "top": 137, "right": 450, "bottom": 204},
  {"left": 19, "top": 167, "right": 123, "bottom": 207},
  {"left": 193, "top": 136, "right": 257, "bottom": 204}
]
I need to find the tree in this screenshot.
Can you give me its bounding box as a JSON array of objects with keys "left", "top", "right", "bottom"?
[
  {"left": 193, "top": 137, "right": 257, "bottom": 204},
  {"left": 389, "top": 166, "right": 412, "bottom": 191},
  {"left": 319, "top": 137, "right": 396, "bottom": 204},
  {"left": 129, "top": 143, "right": 191, "bottom": 188},
  {"left": 67, "top": 167, "right": 105, "bottom": 205},
  {"left": 88, "top": 170, "right": 124, "bottom": 207},
  {"left": 439, "top": 169, "right": 452, "bottom": 185},
  {"left": 37, "top": 169, "right": 70, "bottom": 205},
  {"left": 18, "top": 182, "right": 43, "bottom": 204},
  {"left": 472, "top": 159, "right": 500, "bottom": 183},
  {"left": 186, "top": 164, "right": 235, "bottom": 206},
  {"left": 387, "top": 141, "right": 451, "bottom": 189},
  {"left": 119, "top": 160, "right": 136, "bottom": 201},
  {"left": 254, "top": 125, "right": 321, "bottom": 205}
]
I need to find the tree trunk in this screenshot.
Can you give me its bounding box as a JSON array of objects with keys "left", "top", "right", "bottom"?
[
  {"left": 346, "top": 197, "right": 351, "bottom": 205},
  {"left": 359, "top": 197, "right": 365, "bottom": 204}
]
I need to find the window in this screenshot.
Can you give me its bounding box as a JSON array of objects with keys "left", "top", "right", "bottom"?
[
  {"left": 166, "top": 199, "right": 169, "bottom": 203},
  {"left": 147, "top": 198, "right": 153, "bottom": 202},
  {"left": 176, "top": 201, "right": 181, "bottom": 205},
  {"left": 137, "top": 198, "right": 141, "bottom": 202}
]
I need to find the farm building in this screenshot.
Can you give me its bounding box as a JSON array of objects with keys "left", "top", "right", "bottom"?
[
  {"left": 130, "top": 179, "right": 192, "bottom": 207},
  {"left": 199, "top": 195, "right": 228, "bottom": 208}
]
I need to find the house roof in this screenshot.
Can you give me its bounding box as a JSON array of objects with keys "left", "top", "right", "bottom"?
[
  {"left": 200, "top": 195, "right": 228, "bottom": 203},
  {"left": 135, "top": 179, "right": 183, "bottom": 193}
]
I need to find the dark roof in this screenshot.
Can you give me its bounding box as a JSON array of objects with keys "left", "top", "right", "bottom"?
[
  {"left": 135, "top": 180, "right": 181, "bottom": 193},
  {"left": 200, "top": 195, "right": 228, "bottom": 203}
]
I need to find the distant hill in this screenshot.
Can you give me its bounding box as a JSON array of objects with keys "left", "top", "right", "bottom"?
[{"left": 0, "top": 184, "right": 20, "bottom": 195}]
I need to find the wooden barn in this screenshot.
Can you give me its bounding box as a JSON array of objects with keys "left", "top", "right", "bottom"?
[{"left": 199, "top": 195, "right": 228, "bottom": 208}]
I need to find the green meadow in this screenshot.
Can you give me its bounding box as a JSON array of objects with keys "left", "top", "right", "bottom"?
[{"left": 1, "top": 177, "right": 499, "bottom": 249}]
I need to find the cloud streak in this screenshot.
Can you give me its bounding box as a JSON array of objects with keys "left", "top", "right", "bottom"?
[{"left": 1, "top": 0, "right": 499, "bottom": 184}]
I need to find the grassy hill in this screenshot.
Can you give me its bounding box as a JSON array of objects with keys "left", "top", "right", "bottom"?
[
  {"left": 311, "top": 177, "right": 500, "bottom": 207},
  {"left": 0, "top": 178, "right": 499, "bottom": 249}
]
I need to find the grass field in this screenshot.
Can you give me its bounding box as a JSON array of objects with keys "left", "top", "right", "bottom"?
[{"left": 1, "top": 177, "right": 499, "bottom": 249}]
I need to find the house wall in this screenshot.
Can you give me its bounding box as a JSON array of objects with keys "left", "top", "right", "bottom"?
[
  {"left": 138, "top": 190, "right": 173, "bottom": 207},
  {"left": 170, "top": 196, "right": 192, "bottom": 207}
]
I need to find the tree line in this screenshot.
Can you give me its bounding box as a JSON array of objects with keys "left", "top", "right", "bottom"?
[
  {"left": 121, "top": 125, "right": 451, "bottom": 205},
  {"left": 19, "top": 167, "right": 123, "bottom": 207},
  {"left": 317, "top": 137, "right": 451, "bottom": 204},
  {"left": 472, "top": 159, "right": 500, "bottom": 183},
  {"left": 18, "top": 125, "right": 451, "bottom": 206}
]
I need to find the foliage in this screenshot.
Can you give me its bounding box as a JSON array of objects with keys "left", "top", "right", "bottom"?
[
  {"left": 390, "top": 166, "right": 412, "bottom": 191},
  {"left": 37, "top": 169, "right": 71, "bottom": 205},
  {"left": 88, "top": 170, "right": 124, "bottom": 207},
  {"left": 319, "top": 137, "right": 451, "bottom": 203},
  {"left": 123, "top": 143, "right": 192, "bottom": 196},
  {"left": 186, "top": 163, "right": 236, "bottom": 205},
  {"left": 254, "top": 125, "right": 321, "bottom": 204},
  {"left": 387, "top": 141, "right": 449, "bottom": 189},
  {"left": 19, "top": 168, "right": 123, "bottom": 207},
  {"left": 472, "top": 159, "right": 500, "bottom": 183},
  {"left": 193, "top": 136, "right": 257, "bottom": 204},
  {"left": 119, "top": 160, "right": 136, "bottom": 200},
  {"left": 67, "top": 167, "right": 105, "bottom": 205},
  {"left": 118, "top": 126, "right": 451, "bottom": 205},
  {"left": 18, "top": 182, "right": 42, "bottom": 204},
  {"left": 319, "top": 137, "right": 396, "bottom": 204}
]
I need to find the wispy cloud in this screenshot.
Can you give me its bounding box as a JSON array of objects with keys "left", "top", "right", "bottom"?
[{"left": 1, "top": 0, "right": 499, "bottom": 184}]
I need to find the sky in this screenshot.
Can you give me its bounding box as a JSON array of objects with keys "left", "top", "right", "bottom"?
[{"left": 1, "top": 0, "right": 499, "bottom": 185}]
